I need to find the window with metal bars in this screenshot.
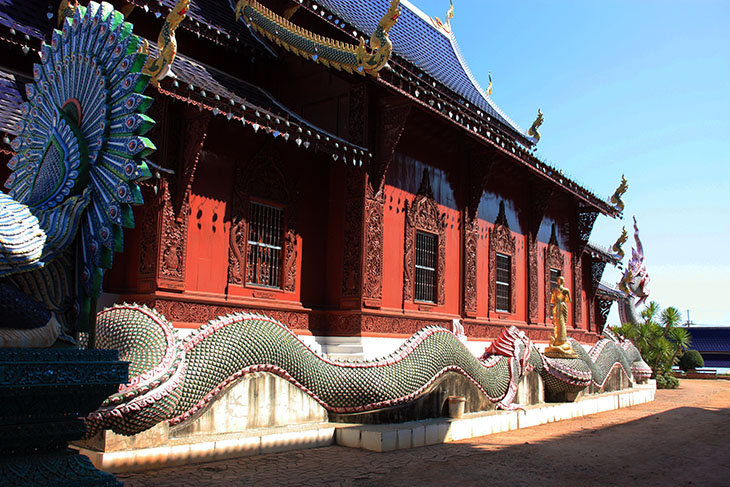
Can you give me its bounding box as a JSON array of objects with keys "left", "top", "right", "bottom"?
[
  {"left": 247, "top": 201, "right": 284, "bottom": 289},
  {"left": 415, "top": 230, "right": 437, "bottom": 303},
  {"left": 495, "top": 252, "right": 511, "bottom": 312},
  {"left": 549, "top": 268, "right": 561, "bottom": 317}
]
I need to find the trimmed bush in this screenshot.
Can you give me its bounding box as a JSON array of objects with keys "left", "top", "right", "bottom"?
[
  {"left": 679, "top": 350, "right": 704, "bottom": 372},
  {"left": 656, "top": 372, "right": 680, "bottom": 389}
]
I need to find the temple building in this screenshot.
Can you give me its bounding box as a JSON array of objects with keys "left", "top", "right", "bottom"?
[{"left": 0, "top": 0, "right": 625, "bottom": 357}]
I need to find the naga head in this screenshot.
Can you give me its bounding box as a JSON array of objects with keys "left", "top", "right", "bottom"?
[
  {"left": 167, "top": 0, "right": 190, "bottom": 30},
  {"left": 382, "top": 0, "right": 402, "bottom": 32}
]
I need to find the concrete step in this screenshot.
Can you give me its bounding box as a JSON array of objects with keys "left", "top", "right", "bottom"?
[{"left": 334, "top": 380, "right": 656, "bottom": 452}]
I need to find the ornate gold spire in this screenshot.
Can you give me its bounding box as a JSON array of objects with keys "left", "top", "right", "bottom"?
[
  {"left": 527, "top": 108, "right": 544, "bottom": 142},
  {"left": 142, "top": 0, "right": 190, "bottom": 86},
  {"left": 486, "top": 71, "right": 493, "bottom": 97}
]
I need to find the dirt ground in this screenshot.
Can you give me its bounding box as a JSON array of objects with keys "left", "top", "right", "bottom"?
[{"left": 119, "top": 379, "right": 730, "bottom": 487}]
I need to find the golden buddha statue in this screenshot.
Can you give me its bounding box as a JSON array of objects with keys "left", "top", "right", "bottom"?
[{"left": 544, "top": 276, "right": 578, "bottom": 359}]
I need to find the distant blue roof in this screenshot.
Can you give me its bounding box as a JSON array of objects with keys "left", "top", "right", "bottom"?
[
  {"left": 314, "top": 0, "right": 527, "bottom": 139},
  {"left": 687, "top": 327, "right": 730, "bottom": 353}
]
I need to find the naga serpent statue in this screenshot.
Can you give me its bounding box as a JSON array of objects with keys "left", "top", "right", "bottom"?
[
  {"left": 1, "top": 2, "right": 650, "bottom": 441},
  {"left": 84, "top": 304, "right": 651, "bottom": 436}
]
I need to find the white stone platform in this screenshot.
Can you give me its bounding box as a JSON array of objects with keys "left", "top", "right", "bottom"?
[{"left": 334, "top": 380, "right": 656, "bottom": 452}]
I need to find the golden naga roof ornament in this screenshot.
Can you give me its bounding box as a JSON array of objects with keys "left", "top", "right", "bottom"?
[
  {"left": 431, "top": 0, "right": 454, "bottom": 35},
  {"left": 234, "top": 0, "right": 398, "bottom": 77},
  {"left": 56, "top": 0, "right": 78, "bottom": 27},
  {"left": 527, "top": 108, "right": 544, "bottom": 142},
  {"left": 142, "top": 0, "right": 190, "bottom": 86},
  {"left": 486, "top": 71, "right": 493, "bottom": 97},
  {"left": 610, "top": 174, "right": 628, "bottom": 212},
  {"left": 355, "top": 0, "right": 401, "bottom": 74},
  {"left": 611, "top": 226, "right": 628, "bottom": 261}
]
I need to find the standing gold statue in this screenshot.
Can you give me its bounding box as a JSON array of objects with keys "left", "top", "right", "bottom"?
[{"left": 544, "top": 276, "right": 578, "bottom": 359}]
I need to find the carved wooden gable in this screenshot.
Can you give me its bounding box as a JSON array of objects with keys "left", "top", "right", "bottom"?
[
  {"left": 228, "top": 143, "right": 298, "bottom": 292},
  {"left": 544, "top": 223, "right": 565, "bottom": 320},
  {"left": 488, "top": 200, "right": 517, "bottom": 314},
  {"left": 403, "top": 170, "right": 446, "bottom": 305}
]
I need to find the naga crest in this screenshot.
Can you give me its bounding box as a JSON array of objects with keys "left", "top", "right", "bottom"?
[
  {"left": 619, "top": 217, "right": 650, "bottom": 306},
  {"left": 527, "top": 108, "right": 543, "bottom": 142},
  {"left": 610, "top": 174, "right": 628, "bottom": 212}
]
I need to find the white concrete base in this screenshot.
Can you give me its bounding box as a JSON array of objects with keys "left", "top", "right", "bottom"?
[
  {"left": 334, "top": 380, "right": 656, "bottom": 452},
  {"left": 75, "top": 381, "right": 655, "bottom": 471},
  {"left": 74, "top": 423, "right": 335, "bottom": 473}
]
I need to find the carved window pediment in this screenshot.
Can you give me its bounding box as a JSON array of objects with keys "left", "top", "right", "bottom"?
[
  {"left": 489, "top": 201, "right": 516, "bottom": 315},
  {"left": 228, "top": 144, "right": 298, "bottom": 293},
  {"left": 404, "top": 170, "right": 446, "bottom": 306}
]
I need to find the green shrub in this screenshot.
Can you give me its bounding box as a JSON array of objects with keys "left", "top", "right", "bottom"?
[
  {"left": 679, "top": 350, "right": 704, "bottom": 372},
  {"left": 656, "top": 372, "right": 680, "bottom": 389}
]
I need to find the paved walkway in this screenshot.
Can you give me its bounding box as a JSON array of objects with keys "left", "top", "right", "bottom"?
[{"left": 119, "top": 380, "right": 730, "bottom": 487}]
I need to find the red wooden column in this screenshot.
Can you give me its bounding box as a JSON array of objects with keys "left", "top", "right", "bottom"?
[
  {"left": 342, "top": 94, "right": 410, "bottom": 309},
  {"left": 462, "top": 153, "right": 492, "bottom": 318},
  {"left": 574, "top": 209, "right": 598, "bottom": 329},
  {"left": 526, "top": 183, "right": 553, "bottom": 324}
]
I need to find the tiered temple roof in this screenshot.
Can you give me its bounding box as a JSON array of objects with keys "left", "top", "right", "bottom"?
[{"left": 0, "top": 0, "right": 620, "bottom": 215}]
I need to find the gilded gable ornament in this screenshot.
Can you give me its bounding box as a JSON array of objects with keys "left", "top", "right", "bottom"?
[
  {"left": 611, "top": 226, "right": 628, "bottom": 261},
  {"left": 528, "top": 108, "right": 544, "bottom": 142},
  {"left": 610, "top": 174, "right": 628, "bottom": 213},
  {"left": 141, "top": 0, "right": 190, "bottom": 85},
  {"left": 431, "top": 0, "right": 454, "bottom": 35},
  {"left": 234, "top": 0, "right": 399, "bottom": 76}
]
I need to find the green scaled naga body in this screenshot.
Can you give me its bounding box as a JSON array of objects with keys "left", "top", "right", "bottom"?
[{"left": 87, "top": 305, "right": 650, "bottom": 436}]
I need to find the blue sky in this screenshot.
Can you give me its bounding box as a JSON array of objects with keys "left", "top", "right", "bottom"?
[{"left": 414, "top": 0, "right": 730, "bottom": 325}]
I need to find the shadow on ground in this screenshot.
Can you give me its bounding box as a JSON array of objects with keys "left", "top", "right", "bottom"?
[{"left": 118, "top": 402, "right": 730, "bottom": 487}]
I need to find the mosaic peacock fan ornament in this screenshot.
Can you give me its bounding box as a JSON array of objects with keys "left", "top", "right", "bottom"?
[{"left": 0, "top": 2, "right": 154, "bottom": 347}]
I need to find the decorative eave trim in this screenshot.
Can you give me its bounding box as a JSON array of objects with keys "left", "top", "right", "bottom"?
[
  {"left": 584, "top": 241, "right": 621, "bottom": 265},
  {"left": 156, "top": 76, "right": 369, "bottom": 165},
  {"left": 234, "top": 0, "right": 399, "bottom": 77}
]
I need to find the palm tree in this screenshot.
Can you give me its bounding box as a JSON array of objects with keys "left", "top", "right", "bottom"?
[{"left": 612, "top": 302, "right": 692, "bottom": 379}]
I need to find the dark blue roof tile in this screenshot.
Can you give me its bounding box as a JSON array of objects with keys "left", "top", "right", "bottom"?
[
  {"left": 687, "top": 327, "right": 730, "bottom": 353},
  {"left": 315, "top": 0, "right": 526, "bottom": 138}
]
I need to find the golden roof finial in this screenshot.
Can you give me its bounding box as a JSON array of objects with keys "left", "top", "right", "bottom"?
[
  {"left": 57, "top": 0, "right": 78, "bottom": 27},
  {"left": 431, "top": 0, "right": 454, "bottom": 34},
  {"left": 486, "top": 71, "right": 493, "bottom": 97},
  {"left": 610, "top": 174, "right": 628, "bottom": 212},
  {"left": 611, "top": 226, "right": 628, "bottom": 260},
  {"left": 527, "top": 108, "right": 544, "bottom": 142},
  {"left": 143, "top": 0, "right": 190, "bottom": 85}
]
